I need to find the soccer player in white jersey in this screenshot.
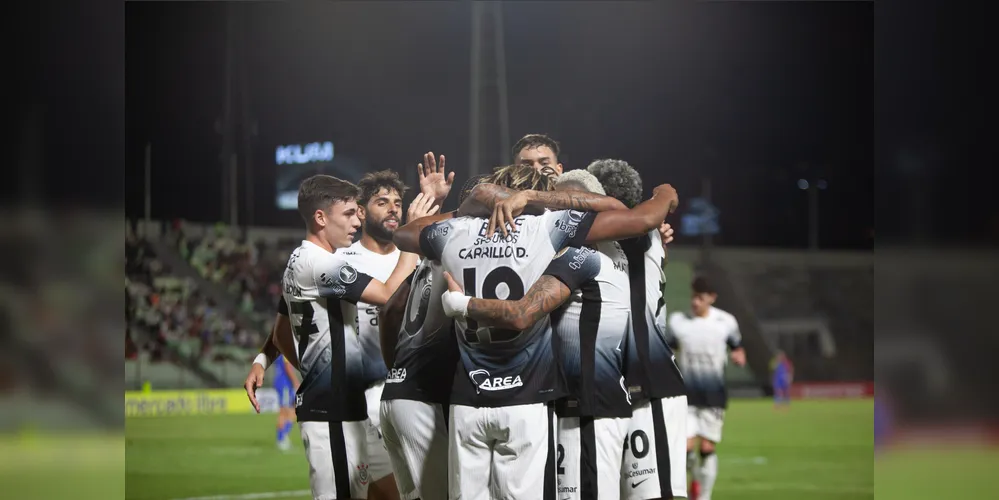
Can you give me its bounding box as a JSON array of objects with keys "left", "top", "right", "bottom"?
[
  {"left": 395, "top": 164, "right": 678, "bottom": 500},
  {"left": 588, "top": 159, "right": 688, "bottom": 500},
  {"left": 667, "top": 276, "right": 746, "bottom": 500},
  {"left": 273, "top": 174, "right": 438, "bottom": 500},
  {"left": 438, "top": 169, "right": 641, "bottom": 500}
]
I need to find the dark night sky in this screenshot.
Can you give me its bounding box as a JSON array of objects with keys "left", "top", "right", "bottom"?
[{"left": 125, "top": 1, "right": 873, "bottom": 250}]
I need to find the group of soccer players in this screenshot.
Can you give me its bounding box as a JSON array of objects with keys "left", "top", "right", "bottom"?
[{"left": 243, "top": 134, "right": 747, "bottom": 500}]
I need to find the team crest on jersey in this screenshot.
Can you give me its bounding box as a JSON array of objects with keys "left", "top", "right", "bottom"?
[
  {"left": 469, "top": 369, "right": 523, "bottom": 392},
  {"left": 357, "top": 463, "right": 369, "bottom": 485},
  {"left": 338, "top": 265, "right": 358, "bottom": 284},
  {"left": 568, "top": 210, "right": 586, "bottom": 223}
]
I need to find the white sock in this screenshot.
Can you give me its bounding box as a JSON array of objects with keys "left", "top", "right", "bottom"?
[{"left": 698, "top": 452, "right": 718, "bottom": 500}]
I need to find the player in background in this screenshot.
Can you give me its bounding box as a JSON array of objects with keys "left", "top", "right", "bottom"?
[
  {"left": 336, "top": 163, "right": 451, "bottom": 500},
  {"left": 588, "top": 159, "right": 687, "bottom": 500},
  {"left": 439, "top": 169, "right": 639, "bottom": 500},
  {"left": 770, "top": 350, "right": 793, "bottom": 411},
  {"left": 273, "top": 174, "right": 436, "bottom": 500},
  {"left": 273, "top": 354, "right": 300, "bottom": 450},
  {"left": 512, "top": 133, "right": 564, "bottom": 178},
  {"left": 397, "top": 164, "right": 678, "bottom": 499},
  {"left": 667, "top": 277, "right": 746, "bottom": 500}
]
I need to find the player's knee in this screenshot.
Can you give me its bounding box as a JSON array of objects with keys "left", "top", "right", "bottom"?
[{"left": 699, "top": 440, "right": 716, "bottom": 456}]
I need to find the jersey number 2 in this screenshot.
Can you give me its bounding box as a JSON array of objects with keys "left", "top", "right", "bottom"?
[{"left": 462, "top": 266, "right": 525, "bottom": 343}]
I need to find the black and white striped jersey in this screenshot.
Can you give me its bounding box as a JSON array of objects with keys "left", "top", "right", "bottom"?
[
  {"left": 419, "top": 210, "right": 596, "bottom": 407},
  {"left": 547, "top": 242, "right": 633, "bottom": 419},
  {"left": 381, "top": 259, "right": 459, "bottom": 405},
  {"left": 281, "top": 240, "right": 374, "bottom": 422},
  {"left": 620, "top": 231, "right": 686, "bottom": 402}
]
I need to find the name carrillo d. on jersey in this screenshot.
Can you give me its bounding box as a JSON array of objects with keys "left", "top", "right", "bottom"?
[
  {"left": 385, "top": 367, "right": 406, "bottom": 384},
  {"left": 469, "top": 369, "right": 523, "bottom": 392}
]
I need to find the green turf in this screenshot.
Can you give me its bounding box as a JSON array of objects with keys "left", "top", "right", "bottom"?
[{"left": 126, "top": 399, "right": 873, "bottom": 500}]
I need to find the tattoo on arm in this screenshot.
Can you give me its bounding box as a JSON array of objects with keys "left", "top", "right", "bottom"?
[
  {"left": 528, "top": 191, "right": 601, "bottom": 212},
  {"left": 466, "top": 276, "right": 572, "bottom": 330},
  {"left": 458, "top": 184, "right": 515, "bottom": 217}
]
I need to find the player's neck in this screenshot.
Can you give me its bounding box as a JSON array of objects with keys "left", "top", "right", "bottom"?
[
  {"left": 305, "top": 233, "right": 334, "bottom": 253},
  {"left": 693, "top": 307, "right": 711, "bottom": 318},
  {"left": 359, "top": 233, "right": 397, "bottom": 255}
]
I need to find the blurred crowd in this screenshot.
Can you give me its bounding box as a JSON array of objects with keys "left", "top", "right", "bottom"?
[{"left": 125, "top": 223, "right": 268, "bottom": 365}]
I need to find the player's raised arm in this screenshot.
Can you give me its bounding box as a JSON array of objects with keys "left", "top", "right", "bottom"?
[
  {"left": 440, "top": 246, "right": 601, "bottom": 331},
  {"left": 458, "top": 182, "right": 628, "bottom": 237},
  {"left": 378, "top": 273, "right": 414, "bottom": 367},
  {"left": 582, "top": 184, "right": 679, "bottom": 244}
]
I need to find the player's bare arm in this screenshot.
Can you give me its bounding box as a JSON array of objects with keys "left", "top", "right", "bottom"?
[
  {"left": 245, "top": 312, "right": 294, "bottom": 413},
  {"left": 378, "top": 276, "right": 413, "bottom": 367},
  {"left": 730, "top": 347, "right": 747, "bottom": 366},
  {"left": 583, "top": 183, "right": 679, "bottom": 244},
  {"left": 442, "top": 272, "right": 572, "bottom": 331},
  {"left": 283, "top": 356, "right": 300, "bottom": 389},
  {"left": 458, "top": 183, "right": 628, "bottom": 236},
  {"left": 271, "top": 313, "right": 299, "bottom": 369}
]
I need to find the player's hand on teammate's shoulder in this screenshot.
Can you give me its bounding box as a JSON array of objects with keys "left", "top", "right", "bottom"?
[
  {"left": 652, "top": 183, "right": 679, "bottom": 213},
  {"left": 440, "top": 271, "right": 471, "bottom": 318},
  {"left": 244, "top": 363, "right": 266, "bottom": 413},
  {"left": 406, "top": 192, "right": 441, "bottom": 224},
  {"left": 489, "top": 190, "right": 530, "bottom": 238},
  {"left": 418, "top": 151, "right": 455, "bottom": 204}
]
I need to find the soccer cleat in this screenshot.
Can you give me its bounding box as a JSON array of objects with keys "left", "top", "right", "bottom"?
[
  {"left": 690, "top": 480, "right": 700, "bottom": 500},
  {"left": 277, "top": 438, "right": 292, "bottom": 451}
]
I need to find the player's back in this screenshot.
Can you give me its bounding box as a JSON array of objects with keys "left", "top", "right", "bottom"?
[
  {"left": 340, "top": 241, "right": 400, "bottom": 385},
  {"left": 382, "top": 259, "right": 458, "bottom": 405},
  {"left": 620, "top": 230, "right": 686, "bottom": 402},
  {"left": 551, "top": 241, "right": 633, "bottom": 418},
  {"left": 420, "top": 209, "right": 596, "bottom": 407},
  {"left": 668, "top": 306, "right": 739, "bottom": 408},
  {"left": 282, "top": 240, "right": 371, "bottom": 422}
]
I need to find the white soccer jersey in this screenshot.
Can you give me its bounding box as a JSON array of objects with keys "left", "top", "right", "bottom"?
[
  {"left": 620, "top": 230, "right": 686, "bottom": 401},
  {"left": 668, "top": 306, "right": 742, "bottom": 408},
  {"left": 547, "top": 242, "right": 633, "bottom": 418},
  {"left": 282, "top": 240, "right": 374, "bottom": 422},
  {"left": 339, "top": 241, "right": 401, "bottom": 385},
  {"left": 419, "top": 210, "right": 596, "bottom": 407}
]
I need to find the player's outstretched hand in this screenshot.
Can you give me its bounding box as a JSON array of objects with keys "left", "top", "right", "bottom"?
[
  {"left": 652, "top": 184, "right": 679, "bottom": 213},
  {"left": 406, "top": 192, "right": 441, "bottom": 224},
  {"left": 488, "top": 190, "right": 530, "bottom": 238},
  {"left": 244, "top": 363, "right": 265, "bottom": 413},
  {"left": 418, "top": 151, "right": 455, "bottom": 204},
  {"left": 441, "top": 271, "right": 471, "bottom": 318}
]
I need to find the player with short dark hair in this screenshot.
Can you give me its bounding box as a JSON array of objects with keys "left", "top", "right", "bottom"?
[
  {"left": 588, "top": 158, "right": 689, "bottom": 500},
  {"left": 273, "top": 174, "right": 437, "bottom": 500},
  {"left": 394, "top": 164, "right": 678, "bottom": 499},
  {"left": 512, "top": 133, "right": 563, "bottom": 178},
  {"left": 667, "top": 276, "right": 746, "bottom": 500}
]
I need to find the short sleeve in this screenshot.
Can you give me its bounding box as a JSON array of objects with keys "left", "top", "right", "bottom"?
[
  {"left": 277, "top": 296, "right": 289, "bottom": 316},
  {"left": 543, "top": 210, "right": 598, "bottom": 250},
  {"left": 543, "top": 246, "right": 601, "bottom": 291},
  {"left": 313, "top": 253, "right": 374, "bottom": 304},
  {"left": 419, "top": 220, "right": 454, "bottom": 261},
  {"left": 726, "top": 316, "right": 742, "bottom": 349},
  {"left": 665, "top": 312, "right": 681, "bottom": 349}
]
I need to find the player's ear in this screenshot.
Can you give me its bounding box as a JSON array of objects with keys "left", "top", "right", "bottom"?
[
  {"left": 313, "top": 209, "right": 327, "bottom": 229},
  {"left": 555, "top": 163, "right": 564, "bottom": 175},
  {"left": 357, "top": 205, "right": 367, "bottom": 222}
]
